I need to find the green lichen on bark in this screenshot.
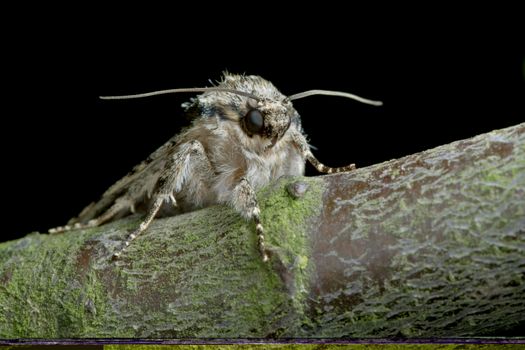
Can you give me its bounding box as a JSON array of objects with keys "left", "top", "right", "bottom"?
[
  {"left": 305, "top": 123, "right": 525, "bottom": 337},
  {"left": 0, "top": 227, "right": 119, "bottom": 337},
  {"left": 0, "top": 177, "right": 324, "bottom": 338}
]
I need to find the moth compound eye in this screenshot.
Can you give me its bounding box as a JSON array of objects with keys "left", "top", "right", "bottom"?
[{"left": 244, "top": 109, "right": 264, "bottom": 135}]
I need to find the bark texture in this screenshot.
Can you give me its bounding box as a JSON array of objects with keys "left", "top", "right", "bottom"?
[{"left": 0, "top": 123, "right": 524, "bottom": 338}]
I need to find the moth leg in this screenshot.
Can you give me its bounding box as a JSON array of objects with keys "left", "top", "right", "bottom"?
[
  {"left": 49, "top": 197, "right": 133, "bottom": 234},
  {"left": 84, "top": 197, "right": 135, "bottom": 227},
  {"left": 113, "top": 140, "right": 210, "bottom": 259},
  {"left": 112, "top": 196, "right": 164, "bottom": 259},
  {"left": 231, "top": 177, "right": 268, "bottom": 262},
  {"left": 291, "top": 131, "right": 356, "bottom": 174}
]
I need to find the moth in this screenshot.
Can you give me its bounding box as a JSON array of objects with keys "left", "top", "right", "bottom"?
[{"left": 50, "top": 73, "right": 381, "bottom": 261}]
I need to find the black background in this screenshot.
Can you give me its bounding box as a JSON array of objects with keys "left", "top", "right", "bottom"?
[{"left": 2, "top": 8, "right": 524, "bottom": 242}]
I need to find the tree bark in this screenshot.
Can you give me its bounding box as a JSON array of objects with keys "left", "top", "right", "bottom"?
[{"left": 1, "top": 123, "right": 524, "bottom": 338}]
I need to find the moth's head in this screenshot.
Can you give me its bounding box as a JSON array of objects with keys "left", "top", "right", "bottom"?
[
  {"left": 187, "top": 74, "right": 298, "bottom": 148},
  {"left": 100, "top": 73, "right": 382, "bottom": 150},
  {"left": 243, "top": 97, "right": 293, "bottom": 148}
]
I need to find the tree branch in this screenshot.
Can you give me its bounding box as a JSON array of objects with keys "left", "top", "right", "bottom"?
[{"left": 1, "top": 123, "right": 524, "bottom": 338}]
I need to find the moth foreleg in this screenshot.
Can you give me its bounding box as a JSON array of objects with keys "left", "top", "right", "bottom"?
[
  {"left": 291, "top": 131, "right": 355, "bottom": 174},
  {"left": 231, "top": 177, "right": 268, "bottom": 262},
  {"left": 113, "top": 140, "right": 210, "bottom": 259}
]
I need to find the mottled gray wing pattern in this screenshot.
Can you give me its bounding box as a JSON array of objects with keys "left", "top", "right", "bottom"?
[{"left": 68, "top": 136, "right": 179, "bottom": 224}]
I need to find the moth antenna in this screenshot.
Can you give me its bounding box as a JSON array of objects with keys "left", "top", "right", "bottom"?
[
  {"left": 288, "top": 89, "right": 382, "bottom": 106},
  {"left": 100, "top": 88, "right": 261, "bottom": 101}
]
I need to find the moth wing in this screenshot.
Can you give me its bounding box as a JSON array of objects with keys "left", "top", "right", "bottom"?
[{"left": 68, "top": 136, "right": 179, "bottom": 224}]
